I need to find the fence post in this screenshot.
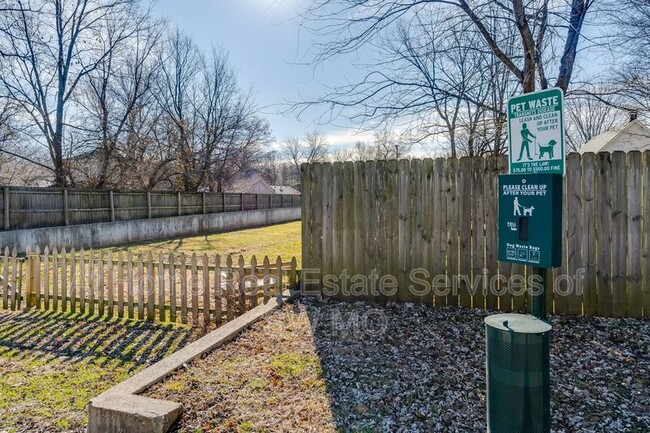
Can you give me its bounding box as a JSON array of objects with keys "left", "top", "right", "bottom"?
[
  {"left": 202, "top": 192, "right": 206, "bottom": 214},
  {"left": 109, "top": 190, "right": 115, "bottom": 222},
  {"left": 240, "top": 193, "right": 244, "bottom": 211},
  {"left": 178, "top": 192, "right": 182, "bottom": 216},
  {"left": 147, "top": 191, "right": 152, "bottom": 218},
  {"left": 222, "top": 193, "right": 226, "bottom": 212},
  {"left": 256, "top": 194, "right": 260, "bottom": 210},
  {"left": 63, "top": 189, "right": 69, "bottom": 226},
  {"left": 3, "top": 186, "right": 9, "bottom": 230}
]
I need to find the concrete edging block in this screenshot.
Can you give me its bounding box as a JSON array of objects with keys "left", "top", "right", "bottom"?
[{"left": 88, "top": 296, "right": 287, "bottom": 433}]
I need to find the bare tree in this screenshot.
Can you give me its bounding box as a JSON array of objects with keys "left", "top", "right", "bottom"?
[
  {"left": 0, "top": 0, "right": 143, "bottom": 186},
  {"left": 299, "top": 0, "right": 596, "bottom": 155},
  {"left": 565, "top": 93, "right": 627, "bottom": 151},
  {"left": 281, "top": 130, "right": 329, "bottom": 173}
]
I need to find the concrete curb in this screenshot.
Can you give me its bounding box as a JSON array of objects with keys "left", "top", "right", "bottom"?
[{"left": 88, "top": 296, "right": 288, "bottom": 433}]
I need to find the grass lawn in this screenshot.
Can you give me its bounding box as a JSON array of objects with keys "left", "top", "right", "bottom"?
[
  {"left": 109, "top": 221, "right": 301, "bottom": 267},
  {"left": 0, "top": 310, "right": 198, "bottom": 433}
]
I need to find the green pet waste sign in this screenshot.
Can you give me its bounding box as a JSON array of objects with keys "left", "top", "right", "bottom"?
[
  {"left": 508, "top": 88, "right": 565, "bottom": 175},
  {"left": 498, "top": 174, "right": 562, "bottom": 268}
]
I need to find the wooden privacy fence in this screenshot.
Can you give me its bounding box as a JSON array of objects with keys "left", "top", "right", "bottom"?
[
  {"left": 0, "top": 187, "right": 300, "bottom": 231},
  {"left": 0, "top": 246, "right": 299, "bottom": 328},
  {"left": 301, "top": 151, "right": 650, "bottom": 318}
]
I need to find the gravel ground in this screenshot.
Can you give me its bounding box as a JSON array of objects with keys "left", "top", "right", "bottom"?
[{"left": 147, "top": 298, "right": 650, "bottom": 433}]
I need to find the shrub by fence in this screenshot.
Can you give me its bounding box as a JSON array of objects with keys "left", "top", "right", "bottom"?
[
  {"left": 0, "top": 246, "right": 299, "bottom": 328},
  {"left": 301, "top": 151, "right": 650, "bottom": 318},
  {"left": 0, "top": 187, "right": 300, "bottom": 231}
]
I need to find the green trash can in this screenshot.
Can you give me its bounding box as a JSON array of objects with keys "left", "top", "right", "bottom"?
[{"left": 485, "top": 313, "right": 552, "bottom": 433}]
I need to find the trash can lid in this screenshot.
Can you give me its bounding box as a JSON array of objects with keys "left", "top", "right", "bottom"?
[{"left": 484, "top": 313, "right": 551, "bottom": 334}]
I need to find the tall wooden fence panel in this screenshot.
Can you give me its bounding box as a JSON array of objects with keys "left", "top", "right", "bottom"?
[
  {"left": 0, "top": 187, "right": 300, "bottom": 231},
  {"left": 0, "top": 247, "right": 298, "bottom": 329},
  {"left": 301, "top": 151, "right": 650, "bottom": 318}
]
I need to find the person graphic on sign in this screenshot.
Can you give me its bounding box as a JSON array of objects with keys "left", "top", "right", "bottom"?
[
  {"left": 513, "top": 196, "right": 522, "bottom": 216},
  {"left": 517, "top": 123, "right": 536, "bottom": 161}
]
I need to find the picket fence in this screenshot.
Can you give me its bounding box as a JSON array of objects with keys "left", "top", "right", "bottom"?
[
  {"left": 0, "top": 246, "right": 299, "bottom": 328},
  {"left": 301, "top": 151, "right": 650, "bottom": 318}
]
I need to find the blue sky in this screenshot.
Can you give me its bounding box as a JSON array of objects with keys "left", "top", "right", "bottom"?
[{"left": 153, "top": 0, "right": 372, "bottom": 149}]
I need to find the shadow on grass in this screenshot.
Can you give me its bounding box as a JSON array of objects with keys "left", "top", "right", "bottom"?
[{"left": 0, "top": 309, "right": 197, "bottom": 370}]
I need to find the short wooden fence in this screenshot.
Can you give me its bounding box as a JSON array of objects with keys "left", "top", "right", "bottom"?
[{"left": 0, "top": 246, "right": 299, "bottom": 328}]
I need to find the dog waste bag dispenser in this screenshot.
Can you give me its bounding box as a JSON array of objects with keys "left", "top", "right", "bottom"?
[
  {"left": 498, "top": 173, "right": 562, "bottom": 268},
  {"left": 485, "top": 314, "right": 551, "bottom": 433}
]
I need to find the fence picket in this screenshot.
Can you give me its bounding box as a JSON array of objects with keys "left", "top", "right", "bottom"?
[
  {"left": 611, "top": 151, "right": 628, "bottom": 317},
  {"left": 61, "top": 248, "right": 67, "bottom": 313},
  {"left": 215, "top": 254, "right": 222, "bottom": 326},
  {"left": 159, "top": 253, "right": 166, "bottom": 323},
  {"left": 34, "top": 246, "right": 41, "bottom": 309},
  {"left": 180, "top": 252, "right": 187, "bottom": 324},
  {"left": 127, "top": 251, "right": 134, "bottom": 319},
  {"left": 458, "top": 157, "right": 472, "bottom": 308},
  {"left": 169, "top": 252, "right": 176, "bottom": 323},
  {"left": 107, "top": 251, "right": 114, "bottom": 317},
  {"left": 43, "top": 246, "right": 50, "bottom": 310},
  {"left": 263, "top": 256, "right": 270, "bottom": 304},
  {"left": 203, "top": 254, "right": 210, "bottom": 326},
  {"left": 98, "top": 252, "right": 105, "bottom": 317},
  {"left": 581, "top": 153, "right": 597, "bottom": 315},
  {"left": 2, "top": 247, "right": 7, "bottom": 310},
  {"left": 79, "top": 250, "right": 86, "bottom": 314},
  {"left": 644, "top": 152, "right": 650, "bottom": 317},
  {"left": 191, "top": 253, "right": 199, "bottom": 325},
  {"left": 226, "top": 255, "right": 234, "bottom": 320},
  {"left": 238, "top": 255, "right": 245, "bottom": 314},
  {"left": 627, "top": 151, "right": 643, "bottom": 317},
  {"left": 52, "top": 247, "right": 59, "bottom": 312},
  {"left": 69, "top": 248, "right": 76, "bottom": 313},
  {"left": 137, "top": 253, "right": 145, "bottom": 320}
]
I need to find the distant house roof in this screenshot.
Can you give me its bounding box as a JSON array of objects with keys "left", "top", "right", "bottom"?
[
  {"left": 271, "top": 185, "right": 300, "bottom": 195},
  {"left": 579, "top": 119, "right": 650, "bottom": 153}
]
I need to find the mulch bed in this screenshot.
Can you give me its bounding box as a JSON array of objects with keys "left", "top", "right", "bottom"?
[{"left": 146, "top": 298, "right": 650, "bottom": 433}]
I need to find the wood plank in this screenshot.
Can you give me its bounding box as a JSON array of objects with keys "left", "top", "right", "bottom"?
[
  {"left": 137, "top": 252, "right": 145, "bottom": 320},
  {"left": 11, "top": 247, "right": 18, "bottom": 310},
  {"left": 385, "top": 159, "right": 399, "bottom": 302},
  {"left": 159, "top": 253, "right": 166, "bottom": 322},
  {"left": 180, "top": 252, "right": 188, "bottom": 324},
  {"left": 642, "top": 151, "right": 650, "bottom": 317},
  {"left": 428, "top": 158, "right": 444, "bottom": 307},
  {"left": 43, "top": 246, "right": 50, "bottom": 310},
  {"left": 117, "top": 252, "right": 124, "bottom": 318},
  {"left": 300, "top": 163, "right": 312, "bottom": 287},
  {"left": 52, "top": 247, "right": 58, "bottom": 312},
  {"left": 61, "top": 248, "right": 67, "bottom": 313},
  {"left": 496, "top": 155, "right": 512, "bottom": 312},
  {"left": 353, "top": 161, "right": 365, "bottom": 293},
  {"left": 226, "top": 255, "right": 233, "bottom": 321},
  {"left": 330, "top": 162, "right": 344, "bottom": 299},
  {"left": 626, "top": 151, "right": 642, "bottom": 317},
  {"left": 238, "top": 255, "right": 246, "bottom": 314},
  {"left": 471, "top": 157, "right": 486, "bottom": 310},
  {"left": 596, "top": 152, "right": 613, "bottom": 317},
  {"left": 552, "top": 170, "right": 569, "bottom": 315},
  {"left": 485, "top": 157, "right": 499, "bottom": 311},
  {"left": 276, "top": 256, "right": 283, "bottom": 301},
  {"left": 203, "top": 254, "right": 211, "bottom": 326},
  {"left": 446, "top": 157, "right": 460, "bottom": 308},
  {"left": 263, "top": 256, "right": 270, "bottom": 304},
  {"left": 458, "top": 157, "right": 473, "bottom": 308},
  {"left": 191, "top": 253, "right": 198, "bottom": 325},
  {"left": 98, "top": 251, "right": 105, "bottom": 317},
  {"left": 611, "top": 151, "right": 628, "bottom": 317},
  {"left": 320, "top": 163, "right": 333, "bottom": 297},
  {"left": 107, "top": 251, "right": 114, "bottom": 317},
  {"left": 147, "top": 252, "right": 155, "bottom": 321},
  {"left": 214, "top": 254, "right": 222, "bottom": 326},
  {"left": 342, "top": 161, "right": 355, "bottom": 299},
  {"left": 79, "top": 249, "right": 86, "bottom": 314},
  {"left": 581, "top": 152, "right": 597, "bottom": 315},
  {"left": 127, "top": 251, "right": 134, "bottom": 319},
  {"left": 2, "top": 247, "right": 8, "bottom": 310},
  {"left": 363, "top": 161, "right": 377, "bottom": 299},
  {"left": 169, "top": 253, "right": 176, "bottom": 323},
  {"left": 34, "top": 246, "right": 41, "bottom": 309},
  {"left": 397, "top": 159, "right": 412, "bottom": 302},
  {"left": 250, "top": 255, "right": 258, "bottom": 308},
  {"left": 311, "top": 163, "right": 323, "bottom": 293},
  {"left": 565, "top": 153, "right": 583, "bottom": 315},
  {"left": 69, "top": 248, "right": 76, "bottom": 313}
]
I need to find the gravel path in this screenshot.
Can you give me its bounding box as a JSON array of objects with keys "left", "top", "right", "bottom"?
[{"left": 148, "top": 298, "right": 650, "bottom": 433}]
